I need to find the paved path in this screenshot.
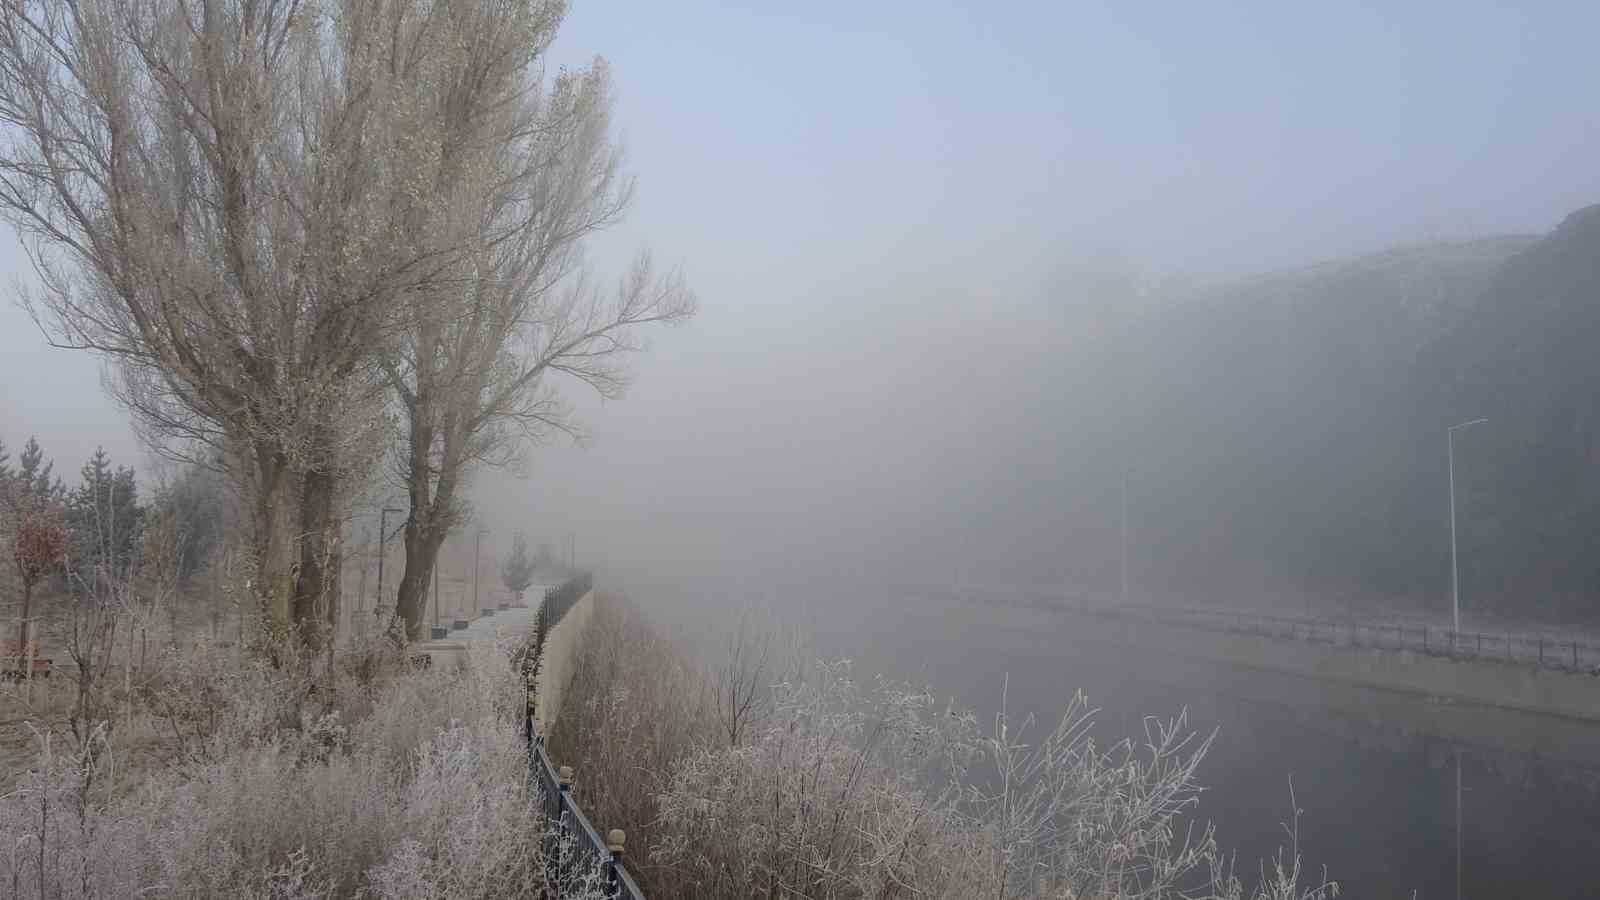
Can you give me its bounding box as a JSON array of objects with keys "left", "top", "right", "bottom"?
[
  {"left": 411, "top": 574, "right": 595, "bottom": 736},
  {"left": 413, "top": 578, "right": 564, "bottom": 664}
]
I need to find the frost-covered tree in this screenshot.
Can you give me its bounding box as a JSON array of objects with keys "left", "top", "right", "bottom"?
[
  {"left": 501, "top": 532, "right": 536, "bottom": 603},
  {"left": 150, "top": 462, "right": 227, "bottom": 585},
  {"left": 0, "top": 0, "right": 532, "bottom": 646},
  {"left": 66, "top": 448, "right": 145, "bottom": 599},
  {"left": 378, "top": 4, "right": 694, "bottom": 639},
  {"left": 11, "top": 502, "right": 67, "bottom": 666},
  {"left": 10, "top": 437, "right": 63, "bottom": 508}
]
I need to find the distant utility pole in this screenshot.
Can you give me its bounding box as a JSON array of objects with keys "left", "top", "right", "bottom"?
[
  {"left": 377, "top": 505, "right": 405, "bottom": 623},
  {"left": 1447, "top": 418, "right": 1488, "bottom": 634},
  {"left": 1120, "top": 462, "right": 1128, "bottom": 606},
  {"left": 474, "top": 526, "right": 490, "bottom": 615},
  {"left": 1455, "top": 747, "right": 1464, "bottom": 900}
]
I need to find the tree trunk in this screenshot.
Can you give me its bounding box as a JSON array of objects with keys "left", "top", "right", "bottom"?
[
  {"left": 294, "top": 464, "right": 341, "bottom": 648},
  {"left": 253, "top": 446, "right": 298, "bottom": 638},
  {"left": 17, "top": 578, "right": 31, "bottom": 677},
  {"left": 394, "top": 396, "right": 445, "bottom": 642},
  {"left": 395, "top": 519, "right": 448, "bottom": 642}
]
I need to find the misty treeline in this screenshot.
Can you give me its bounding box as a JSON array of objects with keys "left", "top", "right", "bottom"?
[
  {"left": 0, "top": 0, "right": 693, "bottom": 650},
  {"left": 1034, "top": 205, "right": 1600, "bottom": 623},
  {"left": 1, "top": 435, "right": 228, "bottom": 656},
  {"left": 500, "top": 532, "right": 547, "bottom": 603}
]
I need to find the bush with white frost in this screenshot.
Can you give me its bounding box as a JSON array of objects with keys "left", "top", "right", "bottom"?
[
  {"left": 555, "top": 595, "right": 1339, "bottom": 900},
  {"left": 0, "top": 635, "right": 597, "bottom": 899},
  {"left": 2, "top": 588, "right": 1340, "bottom": 900}
]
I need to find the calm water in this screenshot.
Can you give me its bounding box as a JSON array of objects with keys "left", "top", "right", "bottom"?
[{"left": 777, "top": 582, "right": 1600, "bottom": 899}]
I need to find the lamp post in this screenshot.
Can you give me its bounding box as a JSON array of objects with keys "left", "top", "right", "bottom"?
[
  {"left": 449, "top": 536, "right": 470, "bottom": 631},
  {"left": 474, "top": 526, "right": 490, "bottom": 616},
  {"left": 433, "top": 555, "right": 442, "bottom": 635},
  {"left": 1455, "top": 747, "right": 1463, "bottom": 900},
  {"left": 1447, "top": 418, "right": 1488, "bottom": 634},
  {"left": 376, "top": 506, "right": 405, "bottom": 626},
  {"left": 1120, "top": 462, "right": 1128, "bottom": 606}
]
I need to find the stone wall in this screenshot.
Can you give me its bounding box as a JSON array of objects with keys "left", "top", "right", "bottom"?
[
  {"left": 533, "top": 589, "right": 595, "bottom": 738},
  {"left": 1066, "top": 610, "right": 1600, "bottom": 723}
]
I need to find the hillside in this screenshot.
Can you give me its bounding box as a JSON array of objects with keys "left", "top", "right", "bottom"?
[{"left": 1009, "top": 212, "right": 1600, "bottom": 623}]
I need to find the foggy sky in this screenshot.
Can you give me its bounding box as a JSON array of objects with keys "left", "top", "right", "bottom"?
[{"left": 4, "top": 0, "right": 1598, "bottom": 594}]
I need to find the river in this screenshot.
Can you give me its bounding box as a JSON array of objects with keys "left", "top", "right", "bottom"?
[{"left": 743, "top": 579, "right": 1600, "bottom": 899}]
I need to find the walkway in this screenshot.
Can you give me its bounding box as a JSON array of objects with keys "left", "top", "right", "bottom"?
[{"left": 412, "top": 577, "right": 565, "bottom": 664}]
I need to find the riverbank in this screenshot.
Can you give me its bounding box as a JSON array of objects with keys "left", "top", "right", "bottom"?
[{"left": 1009, "top": 602, "right": 1600, "bottom": 724}]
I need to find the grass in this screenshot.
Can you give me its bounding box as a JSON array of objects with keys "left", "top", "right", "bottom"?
[
  {"left": 0, "top": 584, "right": 1341, "bottom": 899},
  {"left": 0, "top": 627, "right": 602, "bottom": 899}
]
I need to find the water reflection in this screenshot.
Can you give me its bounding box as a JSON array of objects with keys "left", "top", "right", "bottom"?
[{"left": 786, "top": 583, "right": 1600, "bottom": 899}]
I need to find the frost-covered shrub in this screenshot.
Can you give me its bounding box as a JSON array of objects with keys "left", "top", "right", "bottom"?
[
  {"left": 554, "top": 594, "right": 1339, "bottom": 900},
  {"left": 0, "top": 637, "right": 552, "bottom": 899}
]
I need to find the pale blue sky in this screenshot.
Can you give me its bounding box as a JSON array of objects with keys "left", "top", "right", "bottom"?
[
  {"left": 548, "top": 0, "right": 1599, "bottom": 283},
  {"left": 3, "top": 0, "right": 1598, "bottom": 577}
]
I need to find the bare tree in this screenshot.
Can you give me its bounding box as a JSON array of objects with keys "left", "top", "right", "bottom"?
[
  {"left": 501, "top": 532, "right": 536, "bottom": 605},
  {"left": 0, "top": 0, "right": 525, "bottom": 647},
  {"left": 381, "top": 13, "right": 695, "bottom": 640},
  {"left": 713, "top": 615, "right": 773, "bottom": 748},
  {"left": 10, "top": 502, "right": 67, "bottom": 681}
]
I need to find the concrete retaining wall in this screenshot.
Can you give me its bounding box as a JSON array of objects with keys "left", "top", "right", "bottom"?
[
  {"left": 1065, "top": 610, "right": 1600, "bottom": 722},
  {"left": 533, "top": 589, "right": 594, "bottom": 738},
  {"left": 410, "top": 584, "right": 595, "bottom": 738}
]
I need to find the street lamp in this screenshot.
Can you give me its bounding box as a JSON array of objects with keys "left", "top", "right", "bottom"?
[
  {"left": 432, "top": 553, "right": 443, "bottom": 637},
  {"left": 474, "top": 526, "right": 490, "bottom": 617},
  {"left": 376, "top": 505, "right": 405, "bottom": 626},
  {"left": 1120, "top": 461, "right": 1128, "bottom": 607},
  {"left": 1447, "top": 418, "right": 1488, "bottom": 634}
]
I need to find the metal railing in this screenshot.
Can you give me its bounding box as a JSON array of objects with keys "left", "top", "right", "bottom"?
[
  {"left": 528, "top": 735, "right": 645, "bottom": 899},
  {"left": 993, "top": 593, "right": 1600, "bottom": 674},
  {"left": 543, "top": 571, "right": 594, "bottom": 634},
  {"left": 522, "top": 571, "right": 644, "bottom": 899}
]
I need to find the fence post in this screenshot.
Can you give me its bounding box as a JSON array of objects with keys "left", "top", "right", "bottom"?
[
  {"left": 1476, "top": 634, "right": 1482, "bottom": 656},
  {"left": 1539, "top": 638, "right": 1544, "bottom": 666},
  {"left": 607, "top": 829, "right": 627, "bottom": 899},
  {"left": 1574, "top": 642, "right": 1579, "bottom": 670},
  {"left": 1423, "top": 627, "right": 1428, "bottom": 653},
  {"left": 558, "top": 765, "right": 574, "bottom": 890},
  {"left": 525, "top": 669, "right": 537, "bottom": 743}
]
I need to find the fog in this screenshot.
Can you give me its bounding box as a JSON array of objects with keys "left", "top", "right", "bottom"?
[
  {"left": 0, "top": 2, "right": 1594, "bottom": 610},
  {"left": 4, "top": 2, "right": 1600, "bottom": 895},
  {"left": 6, "top": 2, "right": 1600, "bottom": 602},
  {"left": 462, "top": 1, "right": 1600, "bottom": 603}
]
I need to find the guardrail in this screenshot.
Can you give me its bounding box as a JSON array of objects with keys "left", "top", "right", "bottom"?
[
  {"left": 520, "top": 571, "right": 643, "bottom": 899},
  {"left": 986, "top": 593, "right": 1600, "bottom": 674},
  {"left": 543, "top": 571, "right": 593, "bottom": 634},
  {"left": 528, "top": 734, "right": 645, "bottom": 899}
]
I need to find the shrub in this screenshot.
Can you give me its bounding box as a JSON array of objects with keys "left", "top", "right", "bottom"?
[
  {"left": 0, "top": 633, "right": 571, "bottom": 899},
  {"left": 550, "top": 594, "right": 1338, "bottom": 900}
]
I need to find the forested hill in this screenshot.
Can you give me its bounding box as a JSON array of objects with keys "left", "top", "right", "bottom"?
[{"left": 1010, "top": 206, "right": 1600, "bottom": 624}]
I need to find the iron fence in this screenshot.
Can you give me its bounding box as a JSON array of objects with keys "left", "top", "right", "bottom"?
[
  {"left": 528, "top": 735, "right": 644, "bottom": 899},
  {"left": 999, "top": 594, "right": 1600, "bottom": 675},
  {"left": 522, "top": 571, "right": 643, "bottom": 899},
  {"left": 543, "top": 571, "right": 594, "bottom": 633}
]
